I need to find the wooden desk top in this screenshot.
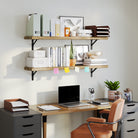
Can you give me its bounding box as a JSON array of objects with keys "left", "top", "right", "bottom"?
[{"left": 29, "top": 101, "right": 112, "bottom": 116}]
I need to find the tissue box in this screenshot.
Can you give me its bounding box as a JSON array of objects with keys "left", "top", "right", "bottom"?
[
  {"left": 28, "top": 50, "right": 45, "bottom": 58},
  {"left": 26, "top": 57, "right": 49, "bottom": 67}
]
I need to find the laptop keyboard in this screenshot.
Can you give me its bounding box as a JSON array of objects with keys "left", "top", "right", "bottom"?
[{"left": 61, "top": 102, "right": 89, "bottom": 107}]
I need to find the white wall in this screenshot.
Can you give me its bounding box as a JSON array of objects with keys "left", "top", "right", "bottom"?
[{"left": 0, "top": 0, "right": 138, "bottom": 138}]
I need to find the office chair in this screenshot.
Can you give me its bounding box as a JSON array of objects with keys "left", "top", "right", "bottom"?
[{"left": 71, "top": 98, "right": 125, "bottom": 138}]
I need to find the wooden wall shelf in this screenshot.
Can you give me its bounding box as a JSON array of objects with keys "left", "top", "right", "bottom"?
[
  {"left": 24, "top": 36, "right": 109, "bottom": 80},
  {"left": 24, "top": 65, "right": 108, "bottom": 71},
  {"left": 24, "top": 36, "right": 108, "bottom": 40}
]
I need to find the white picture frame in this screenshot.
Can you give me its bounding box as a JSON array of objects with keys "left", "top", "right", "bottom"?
[
  {"left": 59, "top": 16, "right": 84, "bottom": 32},
  {"left": 65, "top": 45, "right": 89, "bottom": 65}
]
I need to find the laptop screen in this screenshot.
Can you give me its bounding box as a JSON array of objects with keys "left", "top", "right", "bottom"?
[{"left": 58, "top": 85, "right": 80, "bottom": 104}]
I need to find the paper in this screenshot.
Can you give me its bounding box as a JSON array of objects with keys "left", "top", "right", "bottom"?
[
  {"left": 10, "top": 101, "right": 28, "bottom": 107},
  {"left": 75, "top": 67, "right": 79, "bottom": 72},
  {"left": 54, "top": 68, "right": 59, "bottom": 74},
  {"left": 64, "top": 67, "right": 70, "bottom": 73},
  {"left": 38, "top": 105, "right": 61, "bottom": 111},
  {"left": 84, "top": 67, "right": 89, "bottom": 72},
  {"left": 12, "top": 108, "right": 29, "bottom": 112}
]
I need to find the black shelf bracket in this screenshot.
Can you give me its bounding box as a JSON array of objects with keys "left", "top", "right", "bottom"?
[
  {"left": 90, "top": 40, "right": 97, "bottom": 50},
  {"left": 32, "top": 39, "right": 38, "bottom": 50},
  {"left": 32, "top": 71, "right": 37, "bottom": 81},
  {"left": 90, "top": 68, "right": 97, "bottom": 77}
]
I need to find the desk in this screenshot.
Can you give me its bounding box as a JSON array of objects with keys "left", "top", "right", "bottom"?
[{"left": 30, "top": 101, "right": 112, "bottom": 138}]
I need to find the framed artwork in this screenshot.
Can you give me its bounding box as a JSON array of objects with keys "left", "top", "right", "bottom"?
[
  {"left": 65, "top": 45, "right": 89, "bottom": 65},
  {"left": 59, "top": 16, "right": 84, "bottom": 31}
]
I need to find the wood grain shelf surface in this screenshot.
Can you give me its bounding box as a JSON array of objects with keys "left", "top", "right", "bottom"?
[
  {"left": 24, "top": 65, "right": 108, "bottom": 71},
  {"left": 24, "top": 36, "right": 108, "bottom": 40}
]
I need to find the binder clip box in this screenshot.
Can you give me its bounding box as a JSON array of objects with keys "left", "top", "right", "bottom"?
[
  {"left": 4, "top": 99, "right": 29, "bottom": 112},
  {"left": 28, "top": 50, "right": 46, "bottom": 58},
  {"left": 26, "top": 57, "right": 49, "bottom": 67}
]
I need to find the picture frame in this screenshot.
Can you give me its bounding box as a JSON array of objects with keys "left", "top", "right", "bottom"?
[
  {"left": 59, "top": 16, "right": 84, "bottom": 32},
  {"left": 65, "top": 45, "right": 89, "bottom": 65}
]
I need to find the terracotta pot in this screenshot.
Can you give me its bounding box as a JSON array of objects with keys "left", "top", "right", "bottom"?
[
  {"left": 108, "top": 90, "right": 117, "bottom": 101},
  {"left": 70, "top": 59, "right": 76, "bottom": 66}
]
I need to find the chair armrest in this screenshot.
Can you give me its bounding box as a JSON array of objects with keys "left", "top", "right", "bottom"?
[{"left": 87, "top": 117, "right": 106, "bottom": 123}]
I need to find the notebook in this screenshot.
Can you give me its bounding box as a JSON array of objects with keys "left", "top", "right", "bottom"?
[{"left": 58, "top": 85, "right": 89, "bottom": 107}]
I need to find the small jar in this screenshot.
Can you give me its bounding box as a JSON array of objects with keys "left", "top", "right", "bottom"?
[{"left": 64, "top": 27, "right": 70, "bottom": 37}]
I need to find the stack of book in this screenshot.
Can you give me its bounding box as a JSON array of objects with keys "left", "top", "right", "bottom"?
[
  {"left": 41, "top": 46, "right": 70, "bottom": 67},
  {"left": 85, "top": 25, "right": 110, "bottom": 37},
  {"left": 4, "top": 99, "right": 29, "bottom": 112},
  {"left": 83, "top": 58, "right": 108, "bottom": 66}
]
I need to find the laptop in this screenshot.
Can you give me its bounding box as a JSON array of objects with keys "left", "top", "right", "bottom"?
[{"left": 58, "top": 85, "right": 89, "bottom": 107}]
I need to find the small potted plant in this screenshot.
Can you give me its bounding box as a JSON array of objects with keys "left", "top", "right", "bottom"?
[
  {"left": 104, "top": 80, "right": 120, "bottom": 100},
  {"left": 70, "top": 40, "right": 76, "bottom": 66}
]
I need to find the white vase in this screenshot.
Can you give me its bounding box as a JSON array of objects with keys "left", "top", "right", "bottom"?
[{"left": 108, "top": 90, "right": 117, "bottom": 100}]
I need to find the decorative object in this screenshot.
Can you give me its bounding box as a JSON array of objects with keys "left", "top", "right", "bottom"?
[
  {"left": 64, "top": 27, "right": 70, "bottom": 37},
  {"left": 104, "top": 80, "right": 120, "bottom": 100},
  {"left": 70, "top": 40, "right": 76, "bottom": 66},
  {"left": 88, "top": 88, "right": 95, "bottom": 103},
  {"left": 86, "top": 51, "right": 102, "bottom": 59},
  {"left": 59, "top": 16, "right": 84, "bottom": 33},
  {"left": 124, "top": 88, "right": 133, "bottom": 101},
  {"left": 114, "top": 91, "right": 122, "bottom": 100}
]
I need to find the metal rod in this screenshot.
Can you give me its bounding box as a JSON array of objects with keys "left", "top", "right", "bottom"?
[
  {"left": 32, "top": 71, "right": 37, "bottom": 80},
  {"left": 90, "top": 68, "right": 97, "bottom": 77},
  {"left": 91, "top": 40, "right": 97, "bottom": 50},
  {"left": 31, "top": 39, "right": 37, "bottom": 50}
]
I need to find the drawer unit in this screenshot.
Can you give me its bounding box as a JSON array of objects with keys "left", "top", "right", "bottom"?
[
  {"left": 121, "top": 102, "right": 138, "bottom": 138},
  {"left": 0, "top": 109, "right": 41, "bottom": 138}
]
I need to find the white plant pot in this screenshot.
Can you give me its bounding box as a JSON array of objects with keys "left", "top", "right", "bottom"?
[{"left": 108, "top": 90, "right": 117, "bottom": 100}]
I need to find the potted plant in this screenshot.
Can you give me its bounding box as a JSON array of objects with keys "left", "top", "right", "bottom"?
[
  {"left": 104, "top": 80, "right": 120, "bottom": 100},
  {"left": 70, "top": 40, "right": 76, "bottom": 66}
]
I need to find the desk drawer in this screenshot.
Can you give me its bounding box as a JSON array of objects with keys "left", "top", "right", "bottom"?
[
  {"left": 15, "top": 132, "right": 41, "bottom": 138},
  {"left": 15, "top": 123, "right": 41, "bottom": 134},
  {"left": 14, "top": 114, "right": 41, "bottom": 126},
  {"left": 123, "top": 111, "right": 137, "bottom": 120},
  {"left": 123, "top": 118, "right": 137, "bottom": 130},
  {"left": 121, "top": 129, "right": 138, "bottom": 138},
  {"left": 124, "top": 103, "right": 138, "bottom": 113}
]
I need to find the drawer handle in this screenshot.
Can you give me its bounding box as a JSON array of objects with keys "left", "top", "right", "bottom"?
[
  {"left": 127, "top": 104, "right": 135, "bottom": 107},
  {"left": 22, "top": 133, "right": 34, "bottom": 136},
  {"left": 127, "top": 111, "right": 135, "bottom": 114},
  {"left": 127, "top": 130, "right": 135, "bottom": 132},
  {"left": 22, "top": 115, "right": 33, "bottom": 118},
  {"left": 22, "top": 124, "right": 34, "bottom": 127},
  {"left": 127, "top": 119, "right": 135, "bottom": 122}
]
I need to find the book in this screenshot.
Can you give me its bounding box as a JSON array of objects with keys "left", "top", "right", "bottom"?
[
  {"left": 26, "top": 13, "right": 41, "bottom": 36},
  {"left": 50, "top": 19, "right": 56, "bottom": 36},
  {"left": 38, "top": 105, "right": 61, "bottom": 111},
  {"left": 41, "top": 15, "right": 50, "bottom": 36}
]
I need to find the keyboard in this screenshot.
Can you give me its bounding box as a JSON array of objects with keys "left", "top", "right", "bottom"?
[{"left": 59, "top": 102, "right": 90, "bottom": 107}]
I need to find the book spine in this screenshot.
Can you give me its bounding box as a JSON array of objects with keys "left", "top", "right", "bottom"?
[
  {"left": 60, "top": 47, "right": 63, "bottom": 67},
  {"left": 50, "top": 47, "right": 53, "bottom": 67},
  {"left": 51, "top": 19, "right": 56, "bottom": 36},
  {"left": 65, "top": 46, "right": 70, "bottom": 66},
  {"left": 41, "top": 15, "right": 50, "bottom": 36},
  {"left": 55, "top": 47, "right": 58, "bottom": 67},
  {"left": 52, "top": 47, "right": 56, "bottom": 67}
]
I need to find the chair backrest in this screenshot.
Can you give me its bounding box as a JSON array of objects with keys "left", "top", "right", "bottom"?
[{"left": 108, "top": 98, "right": 125, "bottom": 131}]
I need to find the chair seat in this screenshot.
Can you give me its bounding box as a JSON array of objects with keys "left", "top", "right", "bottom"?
[{"left": 71, "top": 123, "right": 112, "bottom": 138}]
